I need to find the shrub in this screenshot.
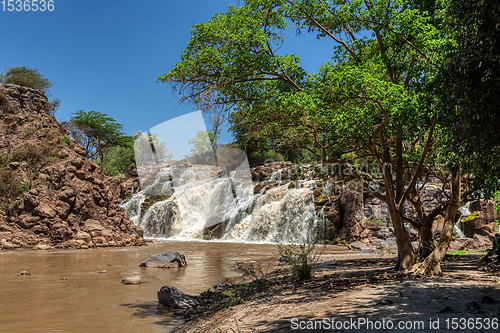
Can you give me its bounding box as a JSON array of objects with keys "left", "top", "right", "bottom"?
[
  {"left": 101, "top": 145, "right": 135, "bottom": 177},
  {"left": 20, "top": 180, "right": 30, "bottom": 193},
  {"left": 0, "top": 170, "right": 21, "bottom": 198},
  {"left": 0, "top": 66, "right": 52, "bottom": 90},
  {"left": 59, "top": 134, "right": 73, "bottom": 148},
  {"left": 278, "top": 243, "right": 321, "bottom": 281}
]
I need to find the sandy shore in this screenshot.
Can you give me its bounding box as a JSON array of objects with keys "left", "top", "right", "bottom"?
[{"left": 175, "top": 252, "right": 500, "bottom": 333}]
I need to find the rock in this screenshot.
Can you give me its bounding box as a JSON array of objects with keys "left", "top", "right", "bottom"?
[
  {"left": 349, "top": 242, "right": 373, "bottom": 252},
  {"left": 18, "top": 271, "right": 31, "bottom": 276},
  {"left": 357, "top": 248, "right": 376, "bottom": 254},
  {"left": 439, "top": 306, "right": 456, "bottom": 313},
  {"left": 32, "top": 202, "right": 56, "bottom": 219},
  {"left": 8, "top": 162, "right": 20, "bottom": 170},
  {"left": 140, "top": 251, "right": 187, "bottom": 268},
  {"left": 56, "top": 149, "right": 69, "bottom": 159},
  {"left": 214, "top": 283, "right": 232, "bottom": 290},
  {"left": 121, "top": 277, "right": 143, "bottom": 285},
  {"left": 480, "top": 296, "right": 497, "bottom": 304},
  {"left": 157, "top": 285, "right": 198, "bottom": 309},
  {"left": 472, "top": 234, "right": 493, "bottom": 250},
  {"left": 465, "top": 300, "right": 483, "bottom": 313}
]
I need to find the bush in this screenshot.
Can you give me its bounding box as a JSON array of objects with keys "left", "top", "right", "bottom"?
[
  {"left": 0, "top": 66, "right": 52, "bottom": 90},
  {"left": 59, "top": 134, "right": 73, "bottom": 148},
  {"left": 0, "top": 170, "right": 21, "bottom": 198},
  {"left": 100, "top": 145, "right": 135, "bottom": 177},
  {"left": 278, "top": 243, "right": 321, "bottom": 281}
]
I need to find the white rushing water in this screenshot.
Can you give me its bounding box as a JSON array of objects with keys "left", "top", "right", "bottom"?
[
  {"left": 121, "top": 164, "right": 323, "bottom": 243},
  {"left": 454, "top": 202, "right": 471, "bottom": 238}
]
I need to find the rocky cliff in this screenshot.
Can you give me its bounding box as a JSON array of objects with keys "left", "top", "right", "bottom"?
[{"left": 0, "top": 84, "right": 144, "bottom": 249}]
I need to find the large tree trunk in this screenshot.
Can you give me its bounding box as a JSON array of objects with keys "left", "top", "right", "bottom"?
[
  {"left": 411, "top": 166, "right": 461, "bottom": 275},
  {"left": 418, "top": 225, "right": 434, "bottom": 258},
  {"left": 390, "top": 206, "right": 417, "bottom": 270}
]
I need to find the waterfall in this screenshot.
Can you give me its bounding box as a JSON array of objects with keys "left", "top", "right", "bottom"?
[
  {"left": 455, "top": 202, "right": 471, "bottom": 238},
  {"left": 459, "top": 202, "right": 472, "bottom": 216},
  {"left": 120, "top": 193, "right": 146, "bottom": 225},
  {"left": 269, "top": 169, "right": 283, "bottom": 182},
  {"left": 121, "top": 164, "right": 324, "bottom": 243},
  {"left": 454, "top": 225, "right": 466, "bottom": 238}
]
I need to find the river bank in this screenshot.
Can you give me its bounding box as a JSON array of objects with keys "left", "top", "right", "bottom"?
[{"left": 176, "top": 252, "right": 500, "bottom": 333}]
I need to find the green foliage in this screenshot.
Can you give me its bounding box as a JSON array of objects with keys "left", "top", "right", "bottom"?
[
  {"left": 59, "top": 134, "right": 73, "bottom": 148},
  {"left": 278, "top": 243, "right": 320, "bottom": 281},
  {"left": 437, "top": 0, "right": 500, "bottom": 198},
  {"left": 69, "top": 110, "right": 132, "bottom": 171},
  {"left": 20, "top": 180, "right": 31, "bottom": 193},
  {"left": 448, "top": 249, "right": 487, "bottom": 256},
  {"left": 367, "top": 218, "right": 385, "bottom": 227},
  {"left": 487, "top": 235, "right": 500, "bottom": 256},
  {"left": 0, "top": 66, "right": 52, "bottom": 90},
  {"left": 100, "top": 145, "right": 135, "bottom": 177}
]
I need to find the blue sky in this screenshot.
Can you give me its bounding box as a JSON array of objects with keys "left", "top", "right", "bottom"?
[{"left": 0, "top": 0, "right": 333, "bottom": 144}]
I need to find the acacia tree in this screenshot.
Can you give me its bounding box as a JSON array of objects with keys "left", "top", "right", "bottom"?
[
  {"left": 160, "top": 0, "right": 465, "bottom": 272},
  {"left": 66, "top": 110, "right": 132, "bottom": 171}
]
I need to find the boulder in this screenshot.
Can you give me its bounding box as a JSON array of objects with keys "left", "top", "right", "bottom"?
[
  {"left": 121, "top": 277, "right": 143, "bottom": 285},
  {"left": 157, "top": 285, "right": 198, "bottom": 309},
  {"left": 140, "top": 251, "right": 187, "bottom": 268},
  {"left": 348, "top": 242, "right": 374, "bottom": 252}
]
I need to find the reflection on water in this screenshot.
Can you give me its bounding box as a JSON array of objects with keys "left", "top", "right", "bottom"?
[{"left": 0, "top": 240, "right": 347, "bottom": 332}]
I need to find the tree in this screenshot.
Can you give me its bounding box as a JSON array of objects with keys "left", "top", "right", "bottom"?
[
  {"left": 0, "top": 66, "right": 52, "bottom": 91},
  {"left": 66, "top": 110, "right": 132, "bottom": 171},
  {"left": 160, "top": 0, "right": 469, "bottom": 273},
  {"left": 439, "top": 0, "right": 500, "bottom": 198}
]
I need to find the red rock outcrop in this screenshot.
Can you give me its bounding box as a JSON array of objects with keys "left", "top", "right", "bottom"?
[{"left": 0, "top": 84, "right": 143, "bottom": 249}]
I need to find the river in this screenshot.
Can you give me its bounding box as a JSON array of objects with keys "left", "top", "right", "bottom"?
[{"left": 0, "top": 240, "right": 347, "bottom": 332}]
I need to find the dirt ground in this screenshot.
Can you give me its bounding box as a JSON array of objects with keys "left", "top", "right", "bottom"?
[{"left": 175, "top": 252, "right": 500, "bottom": 333}]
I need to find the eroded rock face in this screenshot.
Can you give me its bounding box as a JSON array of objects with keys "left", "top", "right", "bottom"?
[{"left": 0, "top": 84, "right": 144, "bottom": 249}]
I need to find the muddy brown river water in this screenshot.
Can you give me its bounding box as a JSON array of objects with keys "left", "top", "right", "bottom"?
[{"left": 0, "top": 240, "right": 347, "bottom": 332}]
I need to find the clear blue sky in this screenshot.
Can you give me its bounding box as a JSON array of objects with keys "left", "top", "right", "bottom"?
[{"left": 1, "top": 0, "right": 332, "bottom": 144}]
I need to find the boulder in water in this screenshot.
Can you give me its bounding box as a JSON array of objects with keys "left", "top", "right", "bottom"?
[
  {"left": 157, "top": 285, "right": 198, "bottom": 309},
  {"left": 140, "top": 251, "right": 187, "bottom": 268},
  {"left": 121, "top": 277, "right": 143, "bottom": 285}
]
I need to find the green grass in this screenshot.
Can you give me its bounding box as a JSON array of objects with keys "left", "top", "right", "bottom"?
[{"left": 447, "top": 249, "right": 487, "bottom": 255}]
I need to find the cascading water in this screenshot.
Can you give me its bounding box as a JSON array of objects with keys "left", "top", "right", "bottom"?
[
  {"left": 121, "top": 164, "right": 324, "bottom": 243},
  {"left": 120, "top": 192, "right": 146, "bottom": 225},
  {"left": 454, "top": 202, "right": 471, "bottom": 238}
]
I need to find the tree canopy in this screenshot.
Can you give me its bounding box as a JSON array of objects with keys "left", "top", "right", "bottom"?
[{"left": 65, "top": 110, "right": 132, "bottom": 171}]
